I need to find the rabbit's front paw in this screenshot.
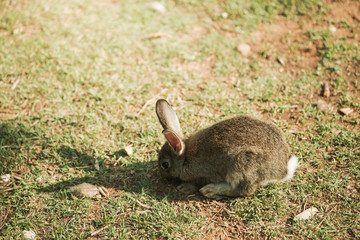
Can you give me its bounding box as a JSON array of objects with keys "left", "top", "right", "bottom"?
[
  {"left": 200, "top": 183, "right": 232, "bottom": 200},
  {"left": 177, "top": 183, "right": 198, "bottom": 195}
]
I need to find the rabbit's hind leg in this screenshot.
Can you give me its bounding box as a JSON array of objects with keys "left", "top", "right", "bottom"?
[{"left": 200, "top": 181, "right": 259, "bottom": 199}]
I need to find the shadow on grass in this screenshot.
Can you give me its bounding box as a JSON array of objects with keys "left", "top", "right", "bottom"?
[
  {"left": 36, "top": 144, "right": 197, "bottom": 201},
  {"left": 0, "top": 121, "right": 201, "bottom": 201},
  {"left": 0, "top": 122, "right": 45, "bottom": 174},
  {"left": 36, "top": 153, "right": 195, "bottom": 201}
]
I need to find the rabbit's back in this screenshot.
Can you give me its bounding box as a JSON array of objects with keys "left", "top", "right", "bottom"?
[
  {"left": 188, "top": 116, "right": 289, "bottom": 157},
  {"left": 183, "top": 116, "right": 290, "bottom": 183}
]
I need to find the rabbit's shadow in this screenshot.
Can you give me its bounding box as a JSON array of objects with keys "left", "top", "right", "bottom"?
[
  {"left": 0, "top": 120, "right": 200, "bottom": 201},
  {"left": 37, "top": 146, "right": 202, "bottom": 201}
]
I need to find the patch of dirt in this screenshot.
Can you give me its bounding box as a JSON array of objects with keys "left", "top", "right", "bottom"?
[
  {"left": 250, "top": 15, "right": 320, "bottom": 72},
  {"left": 328, "top": 0, "right": 360, "bottom": 26},
  {"left": 249, "top": 0, "right": 360, "bottom": 134},
  {"left": 182, "top": 25, "right": 210, "bottom": 45},
  {"left": 249, "top": 0, "right": 360, "bottom": 74},
  {"left": 172, "top": 57, "right": 214, "bottom": 80},
  {"left": 173, "top": 200, "right": 247, "bottom": 239}
]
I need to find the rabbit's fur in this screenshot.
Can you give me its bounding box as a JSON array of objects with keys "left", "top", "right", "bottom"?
[{"left": 156, "top": 99, "right": 298, "bottom": 199}]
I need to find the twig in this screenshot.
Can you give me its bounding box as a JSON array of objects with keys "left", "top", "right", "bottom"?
[
  {"left": 11, "top": 79, "right": 21, "bottom": 90},
  {"left": 135, "top": 89, "right": 165, "bottom": 117},
  {"left": 149, "top": 32, "right": 172, "bottom": 39},
  {"left": 90, "top": 225, "right": 109, "bottom": 236},
  {"left": 315, "top": 206, "right": 336, "bottom": 229},
  {"left": 0, "top": 186, "right": 21, "bottom": 193},
  {"left": 98, "top": 186, "right": 109, "bottom": 197},
  {"left": 1, "top": 145, "right": 21, "bottom": 149},
  {"left": 11, "top": 71, "right": 26, "bottom": 90},
  {"left": 352, "top": 146, "right": 360, "bottom": 152},
  {"left": 135, "top": 199, "right": 151, "bottom": 209}
]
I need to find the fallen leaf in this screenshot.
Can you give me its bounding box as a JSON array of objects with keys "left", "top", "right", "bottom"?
[
  {"left": 23, "top": 230, "right": 36, "bottom": 240},
  {"left": 294, "top": 207, "right": 319, "bottom": 221},
  {"left": 338, "top": 107, "right": 353, "bottom": 115},
  {"left": 124, "top": 145, "right": 133, "bottom": 156},
  {"left": 277, "top": 56, "right": 286, "bottom": 65}
]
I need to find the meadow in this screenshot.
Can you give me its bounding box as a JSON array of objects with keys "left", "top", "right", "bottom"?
[{"left": 0, "top": 0, "right": 359, "bottom": 239}]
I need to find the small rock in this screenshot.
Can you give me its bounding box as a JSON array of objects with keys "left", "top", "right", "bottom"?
[
  {"left": 294, "top": 207, "right": 319, "bottom": 221},
  {"left": 23, "top": 230, "right": 36, "bottom": 240},
  {"left": 1, "top": 174, "right": 10, "bottom": 182},
  {"left": 236, "top": 43, "right": 251, "bottom": 56},
  {"left": 221, "top": 12, "right": 229, "bottom": 18},
  {"left": 322, "top": 82, "right": 331, "bottom": 98},
  {"left": 339, "top": 107, "right": 354, "bottom": 115},
  {"left": 68, "top": 183, "right": 99, "bottom": 198},
  {"left": 149, "top": 2, "right": 166, "bottom": 13},
  {"left": 314, "top": 100, "right": 332, "bottom": 112},
  {"left": 329, "top": 25, "right": 337, "bottom": 33},
  {"left": 124, "top": 145, "right": 133, "bottom": 156},
  {"left": 13, "top": 25, "right": 24, "bottom": 35}
]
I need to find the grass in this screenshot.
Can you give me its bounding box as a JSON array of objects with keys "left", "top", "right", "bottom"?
[{"left": 1, "top": 0, "right": 359, "bottom": 239}]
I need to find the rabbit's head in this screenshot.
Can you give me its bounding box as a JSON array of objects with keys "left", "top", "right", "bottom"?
[{"left": 156, "top": 99, "right": 186, "bottom": 180}]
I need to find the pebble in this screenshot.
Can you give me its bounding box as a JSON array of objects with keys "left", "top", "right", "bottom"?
[
  {"left": 150, "top": 2, "right": 166, "bottom": 13},
  {"left": 221, "top": 12, "right": 229, "bottom": 18},
  {"left": 68, "top": 183, "right": 99, "bottom": 198},
  {"left": 314, "top": 100, "right": 332, "bottom": 112},
  {"left": 329, "top": 25, "right": 337, "bottom": 33},
  {"left": 1, "top": 174, "right": 10, "bottom": 182},
  {"left": 236, "top": 43, "right": 251, "bottom": 56}
]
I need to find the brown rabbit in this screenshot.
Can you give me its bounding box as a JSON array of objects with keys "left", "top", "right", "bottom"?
[{"left": 155, "top": 99, "right": 298, "bottom": 199}]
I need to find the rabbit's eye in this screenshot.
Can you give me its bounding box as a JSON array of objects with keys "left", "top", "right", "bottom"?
[{"left": 161, "top": 161, "right": 169, "bottom": 169}]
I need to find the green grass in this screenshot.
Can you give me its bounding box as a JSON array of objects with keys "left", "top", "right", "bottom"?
[{"left": 1, "top": 0, "right": 359, "bottom": 239}]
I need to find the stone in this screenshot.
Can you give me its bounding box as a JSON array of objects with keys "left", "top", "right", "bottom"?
[
  {"left": 68, "top": 183, "right": 99, "bottom": 198},
  {"left": 236, "top": 43, "right": 251, "bottom": 56}
]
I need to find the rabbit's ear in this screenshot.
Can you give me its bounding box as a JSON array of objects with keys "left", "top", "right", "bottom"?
[
  {"left": 163, "top": 129, "right": 185, "bottom": 156},
  {"left": 156, "top": 99, "right": 183, "bottom": 138}
]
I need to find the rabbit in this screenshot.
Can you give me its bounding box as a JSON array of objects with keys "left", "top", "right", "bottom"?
[{"left": 155, "top": 99, "right": 298, "bottom": 199}]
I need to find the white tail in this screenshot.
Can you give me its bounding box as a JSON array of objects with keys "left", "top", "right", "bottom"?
[{"left": 282, "top": 156, "right": 299, "bottom": 182}]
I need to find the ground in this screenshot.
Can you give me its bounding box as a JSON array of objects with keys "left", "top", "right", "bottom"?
[{"left": 0, "top": 0, "right": 359, "bottom": 239}]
